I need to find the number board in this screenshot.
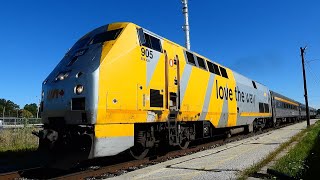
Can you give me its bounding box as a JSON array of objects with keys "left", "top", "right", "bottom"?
[{"left": 140, "top": 47, "right": 154, "bottom": 62}]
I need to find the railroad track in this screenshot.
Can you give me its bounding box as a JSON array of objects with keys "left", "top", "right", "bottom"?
[
  {"left": 0, "top": 122, "right": 297, "bottom": 180},
  {"left": 0, "top": 167, "right": 42, "bottom": 179}
]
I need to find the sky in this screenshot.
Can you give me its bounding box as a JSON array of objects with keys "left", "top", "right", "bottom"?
[{"left": 0, "top": 0, "right": 319, "bottom": 109}]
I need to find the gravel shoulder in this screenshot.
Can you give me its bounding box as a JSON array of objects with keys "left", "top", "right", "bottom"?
[{"left": 109, "top": 120, "right": 318, "bottom": 180}]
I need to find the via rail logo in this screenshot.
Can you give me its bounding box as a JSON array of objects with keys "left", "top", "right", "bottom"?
[{"left": 47, "top": 89, "right": 64, "bottom": 100}]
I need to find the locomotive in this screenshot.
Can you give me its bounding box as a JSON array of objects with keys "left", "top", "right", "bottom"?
[{"left": 37, "top": 22, "right": 314, "bottom": 163}]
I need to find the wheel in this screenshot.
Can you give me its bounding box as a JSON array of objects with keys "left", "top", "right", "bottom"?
[{"left": 129, "top": 145, "right": 149, "bottom": 160}]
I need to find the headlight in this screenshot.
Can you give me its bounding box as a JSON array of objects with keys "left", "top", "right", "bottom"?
[
  {"left": 76, "top": 72, "right": 83, "bottom": 78},
  {"left": 74, "top": 85, "right": 84, "bottom": 95},
  {"left": 57, "top": 73, "right": 65, "bottom": 80},
  {"left": 55, "top": 71, "right": 70, "bottom": 81}
]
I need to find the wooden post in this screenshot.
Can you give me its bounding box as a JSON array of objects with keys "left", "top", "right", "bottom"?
[{"left": 300, "top": 47, "right": 310, "bottom": 127}]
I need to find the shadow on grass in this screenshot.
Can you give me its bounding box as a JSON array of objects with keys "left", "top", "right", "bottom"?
[{"left": 299, "top": 131, "right": 320, "bottom": 179}]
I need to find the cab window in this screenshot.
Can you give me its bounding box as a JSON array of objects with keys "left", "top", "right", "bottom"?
[{"left": 137, "top": 28, "right": 162, "bottom": 52}]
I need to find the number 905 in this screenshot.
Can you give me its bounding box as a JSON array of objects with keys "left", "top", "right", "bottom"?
[{"left": 141, "top": 47, "right": 153, "bottom": 59}]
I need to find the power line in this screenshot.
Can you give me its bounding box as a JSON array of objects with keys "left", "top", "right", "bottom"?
[
  {"left": 306, "top": 59, "right": 320, "bottom": 63},
  {"left": 305, "top": 62, "right": 320, "bottom": 85}
]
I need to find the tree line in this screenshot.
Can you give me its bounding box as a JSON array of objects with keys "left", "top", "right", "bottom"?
[{"left": 0, "top": 98, "right": 38, "bottom": 118}]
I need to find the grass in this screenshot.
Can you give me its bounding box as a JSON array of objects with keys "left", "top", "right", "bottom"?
[
  {"left": 0, "top": 127, "right": 39, "bottom": 152},
  {"left": 0, "top": 128, "right": 46, "bottom": 172},
  {"left": 271, "top": 121, "right": 320, "bottom": 178},
  {"left": 238, "top": 122, "right": 315, "bottom": 180}
]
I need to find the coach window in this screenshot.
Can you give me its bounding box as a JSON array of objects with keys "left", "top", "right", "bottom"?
[
  {"left": 219, "top": 67, "right": 228, "bottom": 78},
  {"left": 259, "top": 103, "right": 264, "bottom": 113},
  {"left": 264, "top": 103, "right": 269, "bottom": 113},
  {"left": 196, "top": 56, "right": 207, "bottom": 70},
  {"left": 186, "top": 51, "right": 196, "bottom": 65}
]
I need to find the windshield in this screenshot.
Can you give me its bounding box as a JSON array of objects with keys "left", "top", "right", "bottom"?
[
  {"left": 91, "top": 28, "right": 122, "bottom": 44},
  {"left": 69, "top": 36, "right": 91, "bottom": 53},
  {"left": 68, "top": 28, "right": 123, "bottom": 55},
  {"left": 64, "top": 28, "right": 123, "bottom": 68}
]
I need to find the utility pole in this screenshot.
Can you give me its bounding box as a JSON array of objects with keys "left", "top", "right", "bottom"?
[
  {"left": 300, "top": 47, "right": 310, "bottom": 127},
  {"left": 182, "top": 0, "right": 191, "bottom": 50}
]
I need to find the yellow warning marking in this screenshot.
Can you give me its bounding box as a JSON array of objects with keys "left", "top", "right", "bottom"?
[
  {"left": 95, "top": 124, "right": 134, "bottom": 137},
  {"left": 240, "top": 112, "right": 271, "bottom": 117},
  {"left": 274, "top": 96, "right": 299, "bottom": 106}
]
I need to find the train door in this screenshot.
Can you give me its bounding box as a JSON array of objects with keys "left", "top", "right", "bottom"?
[
  {"left": 164, "top": 48, "right": 180, "bottom": 119},
  {"left": 271, "top": 94, "right": 277, "bottom": 126},
  {"left": 164, "top": 47, "right": 181, "bottom": 146},
  {"left": 298, "top": 107, "right": 301, "bottom": 120}
]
